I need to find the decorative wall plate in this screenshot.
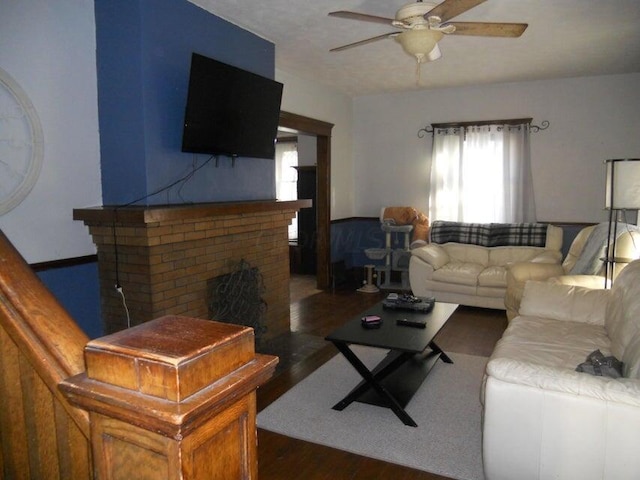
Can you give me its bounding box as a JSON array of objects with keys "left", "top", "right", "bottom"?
[{"left": 0, "top": 66, "right": 44, "bottom": 215}]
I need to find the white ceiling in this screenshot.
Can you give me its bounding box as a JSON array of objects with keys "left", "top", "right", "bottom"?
[{"left": 190, "top": 0, "right": 640, "bottom": 97}]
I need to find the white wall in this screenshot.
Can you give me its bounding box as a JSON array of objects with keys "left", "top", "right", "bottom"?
[
  {"left": 276, "top": 69, "right": 354, "bottom": 220},
  {"left": 297, "top": 133, "right": 316, "bottom": 167},
  {"left": 0, "top": 0, "right": 101, "bottom": 263},
  {"left": 353, "top": 73, "right": 640, "bottom": 223},
  {"left": 3, "top": 2, "right": 637, "bottom": 267}
]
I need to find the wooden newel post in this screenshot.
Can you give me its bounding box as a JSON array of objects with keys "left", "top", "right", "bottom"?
[{"left": 59, "top": 316, "right": 278, "bottom": 480}]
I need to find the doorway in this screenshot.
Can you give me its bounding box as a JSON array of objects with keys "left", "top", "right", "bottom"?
[{"left": 279, "top": 111, "right": 333, "bottom": 290}]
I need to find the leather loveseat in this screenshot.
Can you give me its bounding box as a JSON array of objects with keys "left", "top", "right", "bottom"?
[
  {"left": 505, "top": 223, "right": 640, "bottom": 320},
  {"left": 409, "top": 221, "right": 563, "bottom": 310},
  {"left": 482, "top": 259, "right": 640, "bottom": 479}
]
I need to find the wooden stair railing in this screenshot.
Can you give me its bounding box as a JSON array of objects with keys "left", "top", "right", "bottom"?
[
  {"left": 0, "top": 230, "right": 92, "bottom": 479},
  {"left": 0, "top": 229, "right": 278, "bottom": 479}
]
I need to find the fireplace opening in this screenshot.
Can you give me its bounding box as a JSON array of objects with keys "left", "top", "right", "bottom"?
[{"left": 208, "top": 259, "right": 267, "bottom": 344}]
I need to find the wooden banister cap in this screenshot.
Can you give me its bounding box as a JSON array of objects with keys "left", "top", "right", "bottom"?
[{"left": 84, "top": 315, "right": 256, "bottom": 402}]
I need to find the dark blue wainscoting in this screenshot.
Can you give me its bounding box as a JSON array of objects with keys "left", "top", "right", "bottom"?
[{"left": 36, "top": 262, "right": 103, "bottom": 339}]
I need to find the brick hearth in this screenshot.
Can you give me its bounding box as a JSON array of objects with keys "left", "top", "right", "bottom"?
[{"left": 74, "top": 200, "right": 311, "bottom": 338}]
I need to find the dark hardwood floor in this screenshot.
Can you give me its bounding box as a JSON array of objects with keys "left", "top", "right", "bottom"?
[{"left": 256, "top": 274, "right": 508, "bottom": 480}]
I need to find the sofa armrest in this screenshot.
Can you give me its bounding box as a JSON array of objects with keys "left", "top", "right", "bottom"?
[
  {"left": 504, "top": 262, "right": 567, "bottom": 320},
  {"left": 487, "top": 357, "right": 640, "bottom": 407},
  {"left": 519, "top": 280, "right": 609, "bottom": 325},
  {"left": 507, "top": 261, "right": 565, "bottom": 283},
  {"left": 411, "top": 244, "right": 449, "bottom": 270},
  {"left": 529, "top": 249, "right": 563, "bottom": 264}
]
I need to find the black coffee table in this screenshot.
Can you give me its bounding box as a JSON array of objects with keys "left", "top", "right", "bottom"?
[{"left": 325, "top": 300, "right": 458, "bottom": 427}]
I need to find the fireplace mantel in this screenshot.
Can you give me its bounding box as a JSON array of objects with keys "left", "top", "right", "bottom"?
[
  {"left": 74, "top": 199, "right": 312, "bottom": 224},
  {"left": 74, "top": 200, "right": 311, "bottom": 337}
]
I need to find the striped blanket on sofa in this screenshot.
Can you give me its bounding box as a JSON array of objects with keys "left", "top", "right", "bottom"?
[{"left": 429, "top": 221, "right": 548, "bottom": 248}]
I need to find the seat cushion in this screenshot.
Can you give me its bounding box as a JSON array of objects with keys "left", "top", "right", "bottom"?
[
  {"left": 432, "top": 262, "right": 484, "bottom": 286},
  {"left": 489, "top": 246, "right": 547, "bottom": 266},
  {"left": 491, "top": 316, "right": 612, "bottom": 371},
  {"left": 442, "top": 243, "right": 489, "bottom": 266},
  {"left": 478, "top": 265, "right": 506, "bottom": 288}
]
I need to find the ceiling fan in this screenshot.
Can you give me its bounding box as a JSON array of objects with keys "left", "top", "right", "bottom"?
[{"left": 329, "top": 0, "right": 527, "bottom": 70}]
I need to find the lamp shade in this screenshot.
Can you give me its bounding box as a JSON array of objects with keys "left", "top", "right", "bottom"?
[
  {"left": 396, "top": 29, "right": 443, "bottom": 63},
  {"left": 605, "top": 159, "right": 640, "bottom": 209}
]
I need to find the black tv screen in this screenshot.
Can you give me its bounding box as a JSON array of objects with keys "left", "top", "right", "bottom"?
[{"left": 181, "top": 53, "right": 283, "bottom": 159}]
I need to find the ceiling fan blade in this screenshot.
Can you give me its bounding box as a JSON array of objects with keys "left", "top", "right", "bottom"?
[
  {"left": 330, "top": 32, "right": 398, "bottom": 52},
  {"left": 425, "top": 0, "right": 487, "bottom": 23},
  {"left": 328, "top": 11, "right": 395, "bottom": 26},
  {"left": 446, "top": 22, "right": 528, "bottom": 37}
]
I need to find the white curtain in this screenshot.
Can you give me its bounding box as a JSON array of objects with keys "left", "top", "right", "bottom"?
[
  {"left": 428, "top": 123, "right": 536, "bottom": 223},
  {"left": 275, "top": 142, "right": 299, "bottom": 239}
]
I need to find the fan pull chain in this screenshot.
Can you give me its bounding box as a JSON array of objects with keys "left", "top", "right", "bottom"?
[{"left": 416, "top": 60, "right": 422, "bottom": 86}]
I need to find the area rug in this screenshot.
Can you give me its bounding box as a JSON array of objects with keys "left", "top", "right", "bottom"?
[{"left": 257, "top": 346, "right": 488, "bottom": 480}]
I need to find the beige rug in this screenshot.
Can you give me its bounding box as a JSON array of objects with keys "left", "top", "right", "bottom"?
[{"left": 258, "top": 346, "right": 488, "bottom": 480}]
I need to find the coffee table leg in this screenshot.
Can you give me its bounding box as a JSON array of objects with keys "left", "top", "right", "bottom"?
[
  {"left": 429, "top": 340, "right": 453, "bottom": 364},
  {"left": 330, "top": 341, "right": 418, "bottom": 427}
]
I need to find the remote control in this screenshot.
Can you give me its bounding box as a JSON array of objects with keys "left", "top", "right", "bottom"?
[{"left": 396, "top": 318, "right": 426, "bottom": 328}]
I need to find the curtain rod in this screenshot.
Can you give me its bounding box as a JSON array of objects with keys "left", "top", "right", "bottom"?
[{"left": 417, "top": 118, "right": 550, "bottom": 138}]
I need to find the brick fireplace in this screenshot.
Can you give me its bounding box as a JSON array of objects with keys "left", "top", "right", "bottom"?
[{"left": 74, "top": 200, "right": 311, "bottom": 339}]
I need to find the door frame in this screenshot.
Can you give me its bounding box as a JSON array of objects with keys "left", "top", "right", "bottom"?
[{"left": 279, "top": 111, "right": 333, "bottom": 290}]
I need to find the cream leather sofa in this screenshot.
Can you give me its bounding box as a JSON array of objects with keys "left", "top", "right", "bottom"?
[
  {"left": 482, "top": 259, "right": 640, "bottom": 479},
  {"left": 409, "top": 222, "right": 563, "bottom": 310},
  {"left": 505, "top": 224, "right": 640, "bottom": 320}
]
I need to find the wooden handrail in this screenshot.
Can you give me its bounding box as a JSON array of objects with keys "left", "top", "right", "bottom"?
[{"left": 0, "top": 229, "right": 92, "bottom": 477}]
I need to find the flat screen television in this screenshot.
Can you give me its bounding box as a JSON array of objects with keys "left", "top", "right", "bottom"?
[{"left": 181, "top": 53, "right": 284, "bottom": 159}]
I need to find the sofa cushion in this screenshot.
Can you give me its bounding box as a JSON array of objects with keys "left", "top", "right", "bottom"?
[
  {"left": 478, "top": 266, "right": 506, "bottom": 288},
  {"left": 432, "top": 262, "right": 483, "bottom": 286},
  {"left": 489, "top": 246, "right": 547, "bottom": 266},
  {"left": 486, "top": 356, "right": 640, "bottom": 407},
  {"left": 520, "top": 281, "right": 608, "bottom": 325},
  {"left": 442, "top": 243, "right": 489, "bottom": 266},
  {"left": 491, "top": 316, "right": 612, "bottom": 371}
]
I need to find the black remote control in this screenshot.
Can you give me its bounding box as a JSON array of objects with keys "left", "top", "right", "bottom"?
[{"left": 396, "top": 318, "right": 426, "bottom": 328}]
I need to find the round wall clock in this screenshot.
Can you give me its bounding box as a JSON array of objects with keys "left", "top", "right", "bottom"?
[{"left": 0, "top": 66, "right": 44, "bottom": 215}]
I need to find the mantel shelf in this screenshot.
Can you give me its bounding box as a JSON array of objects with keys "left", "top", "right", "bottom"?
[{"left": 73, "top": 199, "right": 312, "bottom": 224}]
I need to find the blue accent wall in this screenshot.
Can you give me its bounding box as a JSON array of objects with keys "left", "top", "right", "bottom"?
[
  {"left": 95, "top": 0, "right": 277, "bottom": 206},
  {"left": 37, "top": 263, "right": 102, "bottom": 339},
  {"left": 37, "top": 2, "right": 280, "bottom": 340}
]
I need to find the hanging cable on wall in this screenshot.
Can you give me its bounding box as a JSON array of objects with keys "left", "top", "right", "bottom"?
[{"left": 109, "top": 153, "right": 215, "bottom": 328}]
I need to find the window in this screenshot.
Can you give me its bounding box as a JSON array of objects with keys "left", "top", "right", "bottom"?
[
  {"left": 275, "top": 141, "right": 299, "bottom": 239},
  {"left": 428, "top": 121, "right": 536, "bottom": 223}
]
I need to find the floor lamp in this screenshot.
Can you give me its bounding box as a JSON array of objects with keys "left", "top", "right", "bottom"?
[{"left": 604, "top": 158, "right": 640, "bottom": 286}]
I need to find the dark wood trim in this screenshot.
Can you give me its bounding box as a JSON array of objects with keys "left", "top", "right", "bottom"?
[
  {"left": 279, "top": 111, "right": 334, "bottom": 290},
  {"left": 276, "top": 136, "right": 297, "bottom": 144},
  {"left": 31, "top": 254, "right": 98, "bottom": 272},
  {"left": 279, "top": 111, "right": 333, "bottom": 137}
]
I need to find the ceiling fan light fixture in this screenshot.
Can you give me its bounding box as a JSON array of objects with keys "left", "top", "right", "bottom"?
[{"left": 396, "top": 29, "right": 443, "bottom": 63}]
